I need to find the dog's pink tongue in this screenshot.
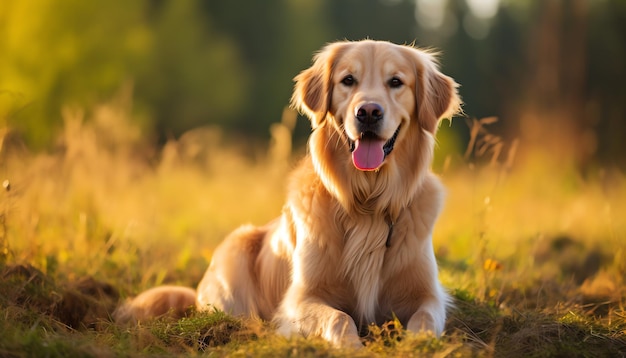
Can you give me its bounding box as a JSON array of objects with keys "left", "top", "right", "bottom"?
[{"left": 352, "top": 138, "right": 386, "bottom": 171}]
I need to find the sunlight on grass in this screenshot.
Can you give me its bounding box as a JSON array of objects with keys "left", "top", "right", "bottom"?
[
  {"left": 434, "top": 120, "right": 625, "bottom": 305},
  {"left": 0, "top": 96, "right": 624, "bottom": 355},
  {"left": 1, "top": 95, "right": 287, "bottom": 292}
]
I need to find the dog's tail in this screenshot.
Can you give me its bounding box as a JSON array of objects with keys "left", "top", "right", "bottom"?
[{"left": 113, "top": 285, "right": 197, "bottom": 324}]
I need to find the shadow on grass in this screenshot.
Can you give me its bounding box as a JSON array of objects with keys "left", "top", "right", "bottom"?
[{"left": 448, "top": 289, "right": 626, "bottom": 357}]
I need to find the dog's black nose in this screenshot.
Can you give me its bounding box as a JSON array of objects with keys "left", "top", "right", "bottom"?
[{"left": 355, "top": 103, "right": 384, "bottom": 124}]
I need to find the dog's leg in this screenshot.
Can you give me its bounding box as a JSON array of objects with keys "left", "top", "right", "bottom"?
[
  {"left": 406, "top": 221, "right": 450, "bottom": 336},
  {"left": 274, "top": 288, "right": 363, "bottom": 348},
  {"left": 406, "top": 292, "right": 448, "bottom": 336},
  {"left": 196, "top": 225, "right": 265, "bottom": 317}
]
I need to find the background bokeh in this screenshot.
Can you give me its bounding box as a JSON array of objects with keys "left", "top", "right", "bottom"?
[{"left": 1, "top": 0, "right": 624, "bottom": 169}]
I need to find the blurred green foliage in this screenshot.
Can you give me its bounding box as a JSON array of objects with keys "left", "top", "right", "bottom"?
[
  {"left": 1, "top": 0, "right": 625, "bottom": 167},
  {"left": 0, "top": 0, "right": 247, "bottom": 147}
]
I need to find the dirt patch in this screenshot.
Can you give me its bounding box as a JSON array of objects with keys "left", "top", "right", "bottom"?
[{"left": 1, "top": 264, "right": 119, "bottom": 330}]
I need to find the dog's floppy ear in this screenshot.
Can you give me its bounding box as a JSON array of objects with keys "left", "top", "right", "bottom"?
[
  {"left": 408, "top": 48, "right": 461, "bottom": 133},
  {"left": 291, "top": 42, "right": 347, "bottom": 128}
]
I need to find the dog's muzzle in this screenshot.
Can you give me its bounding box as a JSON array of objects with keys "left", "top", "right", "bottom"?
[{"left": 348, "top": 125, "right": 401, "bottom": 171}]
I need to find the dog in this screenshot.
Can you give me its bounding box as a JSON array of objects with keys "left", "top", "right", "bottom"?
[{"left": 114, "top": 40, "right": 461, "bottom": 348}]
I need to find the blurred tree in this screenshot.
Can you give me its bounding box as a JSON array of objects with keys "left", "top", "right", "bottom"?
[
  {"left": 201, "top": 0, "right": 331, "bottom": 137},
  {"left": 515, "top": 0, "right": 592, "bottom": 167},
  {"left": 585, "top": 0, "right": 626, "bottom": 168},
  {"left": 329, "top": 0, "right": 416, "bottom": 44},
  {"left": 141, "top": 0, "right": 248, "bottom": 139},
  {"left": 415, "top": 0, "right": 626, "bottom": 168},
  {"left": 503, "top": 0, "right": 626, "bottom": 169},
  {"left": 0, "top": 0, "right": 247, "bottom": 147},
  {"left": 0, "top": 1, "right": 151, "bottom": 146}
]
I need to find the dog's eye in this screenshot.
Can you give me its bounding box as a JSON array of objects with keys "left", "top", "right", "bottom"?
[
  {"left": 388, "top": 77, "right": 404, "bottom": 88},
  {"left": 341, "top": 75, "right": 355, "bottom": 87}
]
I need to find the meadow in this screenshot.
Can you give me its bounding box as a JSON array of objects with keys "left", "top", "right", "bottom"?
[{"left": 1, "top": 97, "right": 625, "bottom": 357}]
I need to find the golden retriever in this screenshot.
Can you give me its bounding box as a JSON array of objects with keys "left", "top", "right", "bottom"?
[{"left": 115, "top": 39, "right": 461, "bottom": 348}]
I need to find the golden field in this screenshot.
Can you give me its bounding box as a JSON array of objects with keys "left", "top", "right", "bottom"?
[{"left": 0, "top": 98, "right": 624, "bottom": 356}]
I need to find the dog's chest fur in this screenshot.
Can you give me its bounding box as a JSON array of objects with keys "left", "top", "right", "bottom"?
[
  {"left": 287, "top": 156, "right": 417, "bottom": 327},
  {"left": 338, "top": 214, "right": 390, "bottom": 326}
]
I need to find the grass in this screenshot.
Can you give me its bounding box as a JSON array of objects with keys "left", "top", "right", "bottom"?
[{"left": 0, "top": 97, "right": 625, "bottom": 357}]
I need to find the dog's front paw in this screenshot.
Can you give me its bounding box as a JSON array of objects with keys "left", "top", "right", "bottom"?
[
  {"left": 407, "top": 309, "right": 444, "bottom": 336},
  {"left": 275, "top": 309, "right": 363, "bottom": 349},
  {"left": 322, "top": 311, "right": 363, "bottom": 348}
]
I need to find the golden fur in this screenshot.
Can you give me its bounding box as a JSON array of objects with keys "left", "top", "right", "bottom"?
[{"left": 114, "top": 40, "right": 461, "bottom": 348}]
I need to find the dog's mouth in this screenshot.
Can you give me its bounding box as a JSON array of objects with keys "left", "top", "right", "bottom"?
[{"left": 348, "top": 125, "right": 401, "bottom": 171}]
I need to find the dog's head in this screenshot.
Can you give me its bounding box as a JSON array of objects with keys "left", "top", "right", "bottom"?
[{"left": 292, "top": 40, "right": 460, "bottom": 172}]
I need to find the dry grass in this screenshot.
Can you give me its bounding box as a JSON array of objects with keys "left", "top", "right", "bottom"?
[{"left": 0, "top": 97, "right": 625, "bottom": 356}]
